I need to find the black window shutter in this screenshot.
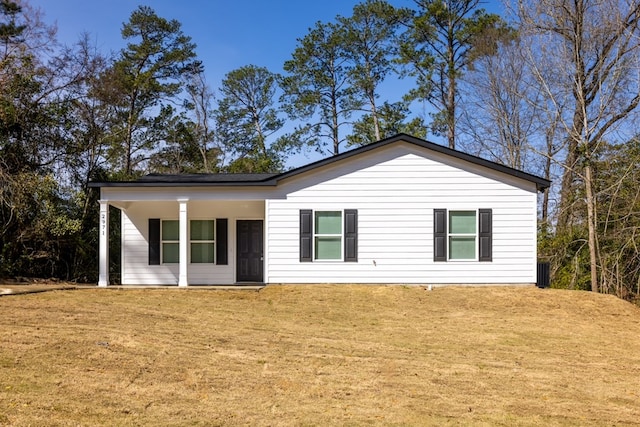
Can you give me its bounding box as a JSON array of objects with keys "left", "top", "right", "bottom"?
[
  {"left": 434, "top": 209, "right": 447, "bottom": 262},
  {"left": 149, "top": 218, "right": 160, "bottom": 265},
  {"left": 344, "top": 209, "right": 358, "bottom": 262},
  {"left": 300, "top": 210, "right": 312, "bottom": 262},
  {"left": 216, "top": 218, "right": 228, "bottom": 265},
  {"left": 479, "top": 209, "right": 492, "bottom": 262}
]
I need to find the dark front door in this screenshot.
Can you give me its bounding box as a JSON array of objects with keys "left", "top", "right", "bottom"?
[{"left": 236, "top": 220, "right": 264, "bottom": 282}]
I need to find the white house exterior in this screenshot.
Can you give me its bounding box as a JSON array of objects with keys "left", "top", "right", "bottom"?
[{"left": 90, "top": 134, "right": 550, "bottom": 287}]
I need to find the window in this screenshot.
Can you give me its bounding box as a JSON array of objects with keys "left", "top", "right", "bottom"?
[
  {"left": 162, "top": 220, "right": 216, "bottom": 263},
  {"left": 314, "top": 211, "right": 342, "bottom": 260},
  {"left": 190, "top": 220, "right": 215, "bottom": 263},
  {"left": 149, "top": 218, "right": 228, "bottom": 266},
  {"left": 449, "top": 211, "right": 477, "bottom": 260},
  {"left": 300, "top": 209, "right": 358, "bottom": 262},
  {"left": 161, "top": 220, "right": 179, "bottom": 263},
  {"left": 434, "top": 208, "right": 492, "bottom": 262}
]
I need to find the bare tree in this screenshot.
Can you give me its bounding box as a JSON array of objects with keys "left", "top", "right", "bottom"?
[
  {"left": 516, "top": 0, "right": 640, "bottom": 292},
  {"left": 459, "top": 38, "right": 536, "bottom": 170},
  {"left": 184, "top": 70, "right": 218, "bottom": 172},
  {"left": 459, "top": 36, "right": 565, "bottom": 221}
]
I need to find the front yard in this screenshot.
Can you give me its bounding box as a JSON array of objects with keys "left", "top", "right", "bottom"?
[{"left": 1, "top": 285, "right": 639, "bottom": 426}]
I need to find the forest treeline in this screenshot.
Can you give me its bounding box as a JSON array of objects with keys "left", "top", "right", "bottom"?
[{"left": 1, "top": 0, "right": 640, "bottom": 301}]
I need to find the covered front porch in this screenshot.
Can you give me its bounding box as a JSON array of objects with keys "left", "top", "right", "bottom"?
[{"left": 98, "top": 198, "right": 266, "bottom": 286}]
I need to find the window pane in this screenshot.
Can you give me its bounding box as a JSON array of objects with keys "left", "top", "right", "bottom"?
[
  {"left": 315, "top": 236, "right": 341, "bottom": 260},
  {"left": 191, "top": 242, "right": 214, "bottom": 263},
  {"left": 191, "top": 220, "right": 214, "bottom": 241},
  {"left": 163, "top": 242, "right": 179, "bottom": 263},
  {"left": 449, "top": 211, "right": 476, "bottom": 234},
  {"left": 449, "top": 236, "right": 476, "bottom": 259},
  {"left": 315, "top": 211, "right": 341, "bottom": 234},
  {"left": 162, "top": 220, "right": 179, "bottom": 241}
]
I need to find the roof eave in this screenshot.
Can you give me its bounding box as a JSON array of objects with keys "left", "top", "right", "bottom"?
[{"left": 88, "top": 180, "right": 278, "bottom": 188}]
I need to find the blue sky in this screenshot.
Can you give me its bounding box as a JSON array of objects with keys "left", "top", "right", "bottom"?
[
  {"left": 28, "top": 0, "right": 506, "bottom": 165},
  {"left": 29, "top": 0, "right": 415, "bottom": 90}
]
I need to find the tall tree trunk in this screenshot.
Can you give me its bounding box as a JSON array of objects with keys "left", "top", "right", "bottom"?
[
  {"left": 584, "top": 162, "right": 599, "bottom": 293},
  {"left": 369, "top": 90, "right": 380, "bottom": 141},
  {"left": 541, "top": 132, "right": 554, "bottom": 223},
  {"left": 125, "top": 92, "right": 138, "bottom": 177},
  {"left": 447, "top": 82, "right": 455, "bottom": 149},
  {"left": 556, "top": 145, "right": 576, "bottom": 229},
  {"left": 447, "top": 41, "right": 456, "bottom": 150},
  {"left": 252, "top": 109, "right": 266, "bottom": 156},
  {"left": 446, "top": 9, "right": 456, "bottom": 150},
  {"left": 332, "top": 92, "right": 340, "bottom": 155},
  {"left": 557, "top": 109, "right": 583, "bottom": 230}
]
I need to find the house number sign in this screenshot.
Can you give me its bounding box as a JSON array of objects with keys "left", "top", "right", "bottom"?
[{"left": 100, "top": 211, "right": 107, "bottom": 237}]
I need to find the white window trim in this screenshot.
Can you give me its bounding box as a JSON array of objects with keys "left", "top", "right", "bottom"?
[
  {"left": 313, "top": 210, "right": 344, "bottom": 262},
  {"left": 448, "top": 210, "right": 478, "bottom": 261},
  {"left": 189, "top": 219, "right": 215, "bottom": 264}
]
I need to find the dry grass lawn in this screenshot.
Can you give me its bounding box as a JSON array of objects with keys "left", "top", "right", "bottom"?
[{"left": 1, "top": 285, "right": 639, "bottom": 426}]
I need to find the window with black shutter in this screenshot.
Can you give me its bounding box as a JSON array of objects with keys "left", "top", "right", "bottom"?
[
  {"left": 149, "top": 218, "right": 229, "bottom": 265},
  {"left": 433, "top": 208, "right": 492, "bottom": 262},
  {"left": 299, "top": 209, "right": 358, "bottom": 262}
]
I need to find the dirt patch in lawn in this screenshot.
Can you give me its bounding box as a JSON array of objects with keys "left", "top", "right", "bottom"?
[
  {"left": 1, "top": 285, "right": 639, "bottom": 426},
  {"left": 0, "top": 278, "right": 82, "bottom": 296}
]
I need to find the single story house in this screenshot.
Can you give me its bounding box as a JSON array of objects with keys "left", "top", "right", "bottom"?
[{"left": 89, "top": 133, "right": 550, "bottom": 287}]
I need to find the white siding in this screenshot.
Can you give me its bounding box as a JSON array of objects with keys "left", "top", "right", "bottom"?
[
  {"left": 105, "top": 139, "right": 543, "bottom": 286},
  {"left": 265, "top": 143, "right": 538, "bottom": 285},
  {"left": 121, "top": 200, "right": 264, "bottom": 285}
]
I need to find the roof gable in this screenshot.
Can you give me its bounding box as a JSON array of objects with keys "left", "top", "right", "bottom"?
[{"left": 271, "top": 134, "right": 550, "bottom": 191}]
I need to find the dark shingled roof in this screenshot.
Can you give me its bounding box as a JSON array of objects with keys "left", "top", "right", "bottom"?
[
  {"left": 137, "top": 173, "right": 278, "bottom": 183},
  {"left": 89, "top": 134, "right": 551, "bottom": 191}
]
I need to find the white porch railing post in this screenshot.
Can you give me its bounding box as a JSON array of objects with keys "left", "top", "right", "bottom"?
[
  {"left": 178, "top": 199, "right": 188, "bottom": 287},
  {"left": 98, "top": 200, "right": 109, "bottom": 287}
]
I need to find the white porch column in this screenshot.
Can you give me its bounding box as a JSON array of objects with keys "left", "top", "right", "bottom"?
[
  {"left": 178, "top": 199, "right": 188, "bottom": 287},
  {"left": 98, "top": 200, "right": 109, "bottom": 287},
  {"left": 263, "top": 199, "right": 269, "bottom": 284}
]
